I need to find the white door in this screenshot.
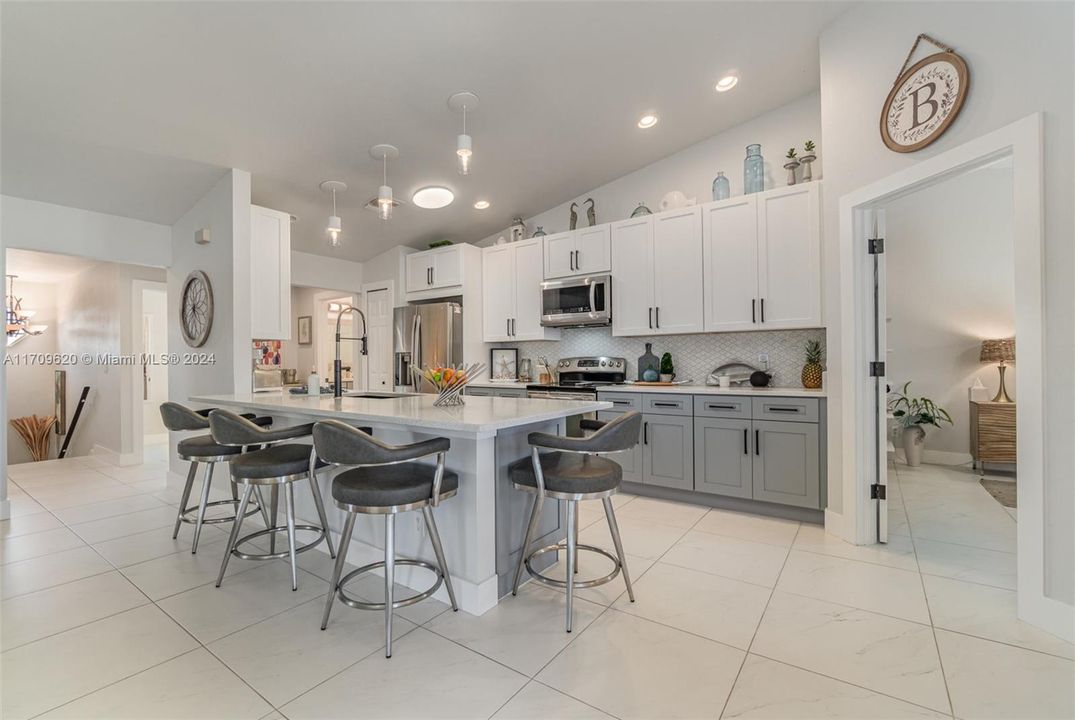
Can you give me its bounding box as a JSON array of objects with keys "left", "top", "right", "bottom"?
[
  {"left": 544, "top": 231, "right": 576, "bottom": 279},
  {"left": 406, "top": 253, "right": 433, "bottom": 292},
  {"left": 574, "top": 224, "right": 611, "bottom": 275},
  {"left": 611, "top": 216, "right": 655, "bottom": 336},
  {"left": 431, "top": 247, "right": 463, "bottom": 288},
  {"left": 365, "top": 288, "right": 393, "bottom": 390},
  {"left": 758, "top": 184, "right": 821, "bottom": 328},
  {"left": 703, "top": 196, "right": 760, "bottom": 331},
  {"left": 652, "top": 207, "right": 704, "bottom": 334},
  {"left": 512, "top": 240, "right": 548, "bottom": 340},
  {"left": 482, "top": 245, "right": 515, "bottom": 341}
]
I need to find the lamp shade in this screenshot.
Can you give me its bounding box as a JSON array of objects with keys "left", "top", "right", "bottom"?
[{"left": 980, "top": 337, "right": 1015, "bottom": 364}]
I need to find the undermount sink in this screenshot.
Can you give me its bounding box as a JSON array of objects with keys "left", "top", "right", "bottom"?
[{"left": 342, "top": 391, "right": 419, "bottom": 399}]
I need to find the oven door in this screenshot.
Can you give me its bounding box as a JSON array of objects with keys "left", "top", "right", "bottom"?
[
  {"left": 526, "top": 389, "right": 597, "bottom": 436},
  {"left": 540, "top": 275, "right": 611, "bottom": 327}
]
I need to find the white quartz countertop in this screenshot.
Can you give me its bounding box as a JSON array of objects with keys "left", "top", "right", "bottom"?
[
  {"left": 596, "top": 384, "right": 827, "bottom": 398},
  {"left": 190, "top": 391, "right": 611, "bottom": 438}
]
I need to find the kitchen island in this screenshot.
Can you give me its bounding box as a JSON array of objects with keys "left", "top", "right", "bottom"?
[{"left": 189, "top": 391, "right": 611, "bottom": 615}]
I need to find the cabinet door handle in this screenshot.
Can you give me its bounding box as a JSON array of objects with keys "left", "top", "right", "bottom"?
[
  {"left": 611, "top": 400, "right": 631, "bottom": 406},
  {"left": 743, "top": 428, "right": 749, "bottom": 455},
  {"left": 707, "top": 403, "right": 736, "bottom": 410},
  {"left": 569, "top": 250, "right": 575, "bottom": 272},
  {"left": 506, "top": 318, "right": 510, "bottom": 337},
  {"left": 648, "top": 307, "right": 653, "bottom": 329},
  {"left": 511, "top": 318, "right": 516, "bottom": 336},
  {"left": 652, "top": 402, "right": 680, "bottom": 408},
  {"left": 752, "top": 298, "right": 756, "bottom": 323},
  {"left": 575, "top": 250, "right": 581, "bottom": 270},
  {"left": 767, "top": 406, "right": 801, "bottom": 413},
  {"left": 755, "top": 429, "right": 760, "bottom": 455},
  {"left": 760, "top": 298, "right": 765, "bottom": 323},
  {"left": 655, "top": 306, "right": 660, "bottom": 328},
  {"left": 643, "top": 422, "right": 649, "bottom": 444}
]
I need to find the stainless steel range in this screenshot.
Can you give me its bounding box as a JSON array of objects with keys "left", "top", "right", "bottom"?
[{"left": 526, "top": 356, "right": 626, "bottom": 435}]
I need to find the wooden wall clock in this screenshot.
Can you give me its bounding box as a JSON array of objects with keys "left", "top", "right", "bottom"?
[
  {"left": 180, "top": 270, "right": 214, "bottom": 347},
  {"left": 881, "top": 34, "right": 969, "bottom": 153}
]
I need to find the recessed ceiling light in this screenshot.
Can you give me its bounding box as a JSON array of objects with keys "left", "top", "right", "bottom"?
[
  {"left": 473, "top": 200, "right": 490, "bottom": 210},
  {"left": 637, "top": 114, "right": 659, "bottom": 129},
  {"left": 715, "top": 75, "right": 739, "bottom": 92},
  {"left": 412, "top": 186, "right": 455, "bottom": 209}
]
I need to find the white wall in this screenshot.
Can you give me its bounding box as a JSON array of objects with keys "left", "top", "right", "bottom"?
[
  {"left": 362, "top": 245, "right": 415, "bottom": 307},
  {"left": 291, "top": 250, "right": 364, "bottom": 293},
  {"left": 4, "top": 280, "right": 59, "bottom": 464},
  {"left": 1, "top": 195, "right": 171, "bottom": 268},
  {"left": 819, "top": 2, "right": 1073, "bottom": 603},
  {"left": 476, "top": 93, "right": 822, "bottom": 243},
  {"left": 886, "top": 164, "right": 1014, "bottom": 459}
]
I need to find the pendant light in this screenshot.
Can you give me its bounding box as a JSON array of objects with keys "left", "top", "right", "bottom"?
[
  {"left": 448, "top": 92, "right": 478, "bottom": 176},
  {"left": 319, "top": 180, "right": 347, "bottom": 247},
  {"left": 370, "top": 144, "right": 399, "bottom": 221}
]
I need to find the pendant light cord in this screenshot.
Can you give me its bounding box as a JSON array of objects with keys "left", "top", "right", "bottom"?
[
  {"left": 462, "top": 105, "right": 467, "bottom": 135},
  {"left": 383, "top": 152, "right": 387, "bottom": 185},
  {"left": 332, "top": 188, "right": 337, "bottom": 215}
]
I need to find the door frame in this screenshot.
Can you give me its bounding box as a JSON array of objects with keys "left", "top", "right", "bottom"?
[
  {"left": 361, "top": 279, "right": 394, "bottom": 390},
  {"left": 129, "top": 278, "right": 168, "bottom": 465},
  {"left": 312, "top": 289, "right": 360, "bottom": 390},
  {"left": 836, "top": 113, "right": 1070, "bottom": 640}
]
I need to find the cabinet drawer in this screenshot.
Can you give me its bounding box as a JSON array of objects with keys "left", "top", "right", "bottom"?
[
  {"left": 642, "top": 394, "right": 692, "bottom": 416},
  {"left": 465, "top": 387, "right": 496, "bottom": 397},
  {"left": 694, "top": 396, "right": 752, "bottom": 419},
  {"left": 752, "top": 397, "right": 818, "bottom": 423},
  {"left": 598, "top": 392, "right": 642, "bottom": 412}
]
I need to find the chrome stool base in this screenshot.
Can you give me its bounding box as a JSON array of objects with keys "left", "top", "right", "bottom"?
[
  {"left": 524, "top": 542, "right": 622, "bottom": 590},
  {"left": 230, "top": 524, "right": 327, "bottom": 561},
  {"left": 334, "top": 558, "right": 444, "bottom": 612},
  {"left": 178, "top": 498, "right": 261, "bottom": 526}
]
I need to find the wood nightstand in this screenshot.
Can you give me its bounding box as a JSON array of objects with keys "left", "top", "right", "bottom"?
[{"left": 970, "top": 400, "right": 1016, "bottom": 470}]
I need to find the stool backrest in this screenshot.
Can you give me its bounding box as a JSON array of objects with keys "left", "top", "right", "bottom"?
[
  {"left": 313, "top": 420, "right": 449, "bottom": 467},
  {"left": 580, "top": 410, "right": 642, "bottom": 453},
  {"left": 160, "top": 402, "right": 209, "bottom": 431},
  {"left": 208, "top": 409, "right": 264, "bottom": 446}
]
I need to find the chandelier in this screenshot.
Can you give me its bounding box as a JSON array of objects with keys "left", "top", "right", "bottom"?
[{"left": 6, "top": 275, "right": 47, "bottom": 347}]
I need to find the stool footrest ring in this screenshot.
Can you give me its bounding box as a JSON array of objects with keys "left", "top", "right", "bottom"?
[
  {"left": 231, "top": 525, "right": 326, "bottom": 561},
  {"left": 180, "top": 499, "right": 261, "bottom": 526},
  {"left": 336, "top": 559, "right": 444, "bottom": 611},
  {"left": 524, "top": 543, "right": 621, "bottom": 590}
]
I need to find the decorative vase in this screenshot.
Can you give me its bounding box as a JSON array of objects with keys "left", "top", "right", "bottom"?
[
  {"left": 711, "top": 171, "right": 730, "bottom": 201},
  {"left": 902, "top": 426, "right": 925, "bottom": 467},
  {"left": 659, "top": 373, "right": 675, "bottom": 383},
  {"left": 744, "top": 144, "right": 764, "bottom": 194},
  {"left": 532, "top": 226, "right": 546, "bottom": 238},
  {"left": 784, "top": 159, "right": 800, "bottom": 185},
  {"left": 637, "top": 343, "right": 659, "bottom": 382},
  {"left": 799, "top": 153, "right": 816, "bottom": 182},
  {"left": 630, "top": 202, "right": 652, "bottom": 217}
]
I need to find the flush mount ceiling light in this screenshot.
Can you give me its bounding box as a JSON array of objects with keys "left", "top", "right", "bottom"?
[
  {"left": 319, "top": 180, "right": 347, "bottom": 247},
  {"left": 715, "top": 75, "right": 739, "bottom": 92},
  {"left": 473, "top": 200, "right": 490, "bottom": 210},
  {"left": 448, "top": 91, "right": 478, "bottom": 176},
  {"left": 637, "top": 114, "right": 659, "bottom": 129},
  {"left": 412, "top": 186, "right": 455, "bottom": 209},
  {"left": 369, "top": 144, "right": 399, "bottom": 221}
]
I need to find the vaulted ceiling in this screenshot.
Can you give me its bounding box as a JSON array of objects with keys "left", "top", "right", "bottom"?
[{"left": 1, "top": 1, "right": 848, "bottom": 262}]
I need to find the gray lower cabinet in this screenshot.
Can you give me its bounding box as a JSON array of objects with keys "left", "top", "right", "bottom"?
[
  {"left": 752, "top": 420, "right": 820, "bottom": 509},
  {"left": 642, "top": 413, "right": 694, "bottom": 491},
  {"left": 694, "top": 418, "right": 752, "bottom": 499},
  {"left": 466, "top": 386, "right": 527, "bottom": 398}
]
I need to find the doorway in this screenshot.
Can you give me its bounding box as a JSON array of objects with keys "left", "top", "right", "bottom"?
[
  {"left": 315, "top": 292, "right": 361, "bottom": 392},
  {"left": 363, "top": 282, "right": 393, "bottom": 390},
  {"left": 137, "top": 282, "right": 169, "bottom": 463}
]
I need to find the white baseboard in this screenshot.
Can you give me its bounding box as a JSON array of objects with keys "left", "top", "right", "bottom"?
[{"left": 0, "top": 498, "right": 10, "bottom": 521}]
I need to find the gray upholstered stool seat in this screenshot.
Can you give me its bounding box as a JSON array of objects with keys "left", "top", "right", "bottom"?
[
  {"left": 332, "top": 466, "right": 460, "bottom": 509},
  {"left": 314, "top": 420, "right": 459, "bottom": 657},
  {"left": 230, "top": 443, "right": 328, "bottom": 481},
  {"left": 177, "top": 434, "right": 243, "bottom": 458},
  {"left": 509, "top": 453, "right": 621, "bottom": 495},
  {"left": 512, "top": 411, "right": 642, "bottom": 632}
]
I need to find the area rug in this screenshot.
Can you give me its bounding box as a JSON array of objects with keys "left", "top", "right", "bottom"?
[{"left": 980, "top": 478, "right": 1017, "bottom": 508}]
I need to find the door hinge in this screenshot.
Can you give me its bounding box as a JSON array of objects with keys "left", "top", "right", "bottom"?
[
  {"left": 871, "top": 483, "right": 887, "bottom": 500},
  {"left": 867, "top": 237, "right": 885, "bottom": 254},
  {"left": 869, "top": 361, "right": 886, "bottom": 377}
]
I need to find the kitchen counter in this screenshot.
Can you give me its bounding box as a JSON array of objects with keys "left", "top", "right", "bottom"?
[{"left": 597, "top": 384, "right": 827, "bottom": 398}]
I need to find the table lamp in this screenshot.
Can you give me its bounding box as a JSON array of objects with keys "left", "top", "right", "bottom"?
[{"left": 979, "top": 337, "right": 1015, "bottom": 402}]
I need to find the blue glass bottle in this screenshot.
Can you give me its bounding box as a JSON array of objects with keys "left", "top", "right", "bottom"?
[
  {"left": 744, "top": 144, "right": 764, "bottom": 194},
  {"left": 711, "top": 171, "right": 730, "bottom": 201}
]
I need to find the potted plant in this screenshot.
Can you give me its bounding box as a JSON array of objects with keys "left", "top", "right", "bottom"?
[
  {"left": 801, "top": 339, "right": 823, "bottom": 389},
  {"left": 800, "top": 140, "right": 817, "bottom": 182},
  {"left": 659, "top": 352, "right": 675, "bottom": 383},
  {"left": 783, "top": 147, "right": 799, "bottom": 185},
  {"left": 887, "top": 382, "right": 953, "bottom": 467}
]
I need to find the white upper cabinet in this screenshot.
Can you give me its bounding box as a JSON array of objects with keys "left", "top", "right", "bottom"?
[
  {"left": 702, "top": 183, "right": 822, "bottom": 332},
  {"left": 482, "top": 239, "right": 560, "bottom": 342},
  {"left": 611, "top": 207, "right": 703, "bottom": 337},
  {"left": 543, "top": 225, "right": 611, "bottom": 279},
  {"left": 405, "top": 244, "right": 468, "bottom": 298},
  {"left": 250, "top": 204, "right": 291, "bottom": 340}
]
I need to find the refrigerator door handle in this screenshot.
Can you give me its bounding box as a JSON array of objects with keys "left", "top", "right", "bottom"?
[{"left": 411, "top": 313, "right": 421, "bottom": 392}]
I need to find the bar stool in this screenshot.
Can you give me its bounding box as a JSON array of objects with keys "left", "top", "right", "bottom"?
[
  {"left": 313, "top": 420, "right": 459, "bottom": 658},
  {"left": 509, "top": 411, "right": 642, "bottom": 632},
  {"left": 208, "top": 410, "right": 339, "bottom": 591},
  {"left": 159, "top": 402, "right": 272, "bottom": 553}
]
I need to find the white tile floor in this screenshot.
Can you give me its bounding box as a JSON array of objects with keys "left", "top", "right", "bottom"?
[{"left": 2, "top": 455, "right": 1073, "bottom": 719}]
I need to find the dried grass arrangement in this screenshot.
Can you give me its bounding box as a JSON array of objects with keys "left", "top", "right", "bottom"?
[{"left": 11, "top": 415, "right": 56, "bottom": 462}]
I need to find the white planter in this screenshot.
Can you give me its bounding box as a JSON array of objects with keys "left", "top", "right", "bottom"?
[{"left": 902, "top": 426, "right": 925, "bottom": 467}]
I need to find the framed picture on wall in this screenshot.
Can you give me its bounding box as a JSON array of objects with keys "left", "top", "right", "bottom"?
[
  {"left": 490, "top": 348, "right": 518, "bottom": 381},
  {"left": 297, "top": 315, "right": 312, "bottom": 345}
]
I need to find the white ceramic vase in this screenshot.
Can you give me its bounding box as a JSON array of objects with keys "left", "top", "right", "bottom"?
[{"left": 902, "top": 426, "right": 925, "bottom": 467}]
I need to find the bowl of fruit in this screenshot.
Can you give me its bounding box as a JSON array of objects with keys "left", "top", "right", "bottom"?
[{"left": 412, "top": 362, "right": 486, "bottom": 406}]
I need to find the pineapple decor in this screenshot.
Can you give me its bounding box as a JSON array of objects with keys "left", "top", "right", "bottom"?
[{"left": 801, "top": 340, "right": 824, "bottom": 389}]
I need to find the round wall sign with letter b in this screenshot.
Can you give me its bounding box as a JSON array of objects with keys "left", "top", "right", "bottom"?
[{"left": 881, "top": 51, "right": 969, "bottom": 153}]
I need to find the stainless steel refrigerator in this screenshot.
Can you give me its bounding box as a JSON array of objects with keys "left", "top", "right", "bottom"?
[{"left": 393, "top": 302, "right": 463, "bottom": 393}]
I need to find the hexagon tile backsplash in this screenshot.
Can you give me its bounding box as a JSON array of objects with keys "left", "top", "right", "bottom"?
[{"left": 501, "top": 327, "right": 825, "bottom": 387}]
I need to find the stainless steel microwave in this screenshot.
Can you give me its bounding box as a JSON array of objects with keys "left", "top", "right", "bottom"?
[{"left": 540, "top": 274, "right": 611, "bottom": 327}]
